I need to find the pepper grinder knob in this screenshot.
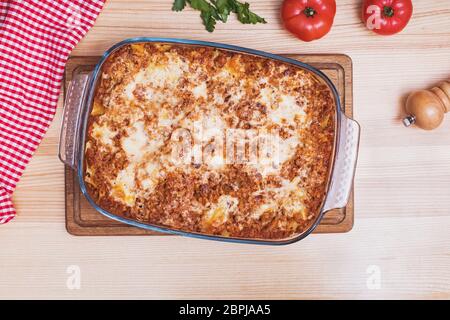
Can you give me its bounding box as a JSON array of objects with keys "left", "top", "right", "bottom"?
[{"left": 403, "top": 80, "right": 450, "bottom": 130}]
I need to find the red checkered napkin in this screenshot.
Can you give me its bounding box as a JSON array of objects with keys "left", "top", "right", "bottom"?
[{"left": 0, "top": 0, "right": 105, "bottom": 224}]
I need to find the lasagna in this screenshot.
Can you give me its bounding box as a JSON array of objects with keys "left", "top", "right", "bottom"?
[{"left": 84, "top": 42, "right": 335, "bottom": 240}]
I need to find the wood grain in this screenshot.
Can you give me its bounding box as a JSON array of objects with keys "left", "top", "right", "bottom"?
[
  {"left": 63, "top": 54, "right": 354, "bottom": 236},
  {"left": 1, "top": 0, "right": 450, "bottom": 299}
]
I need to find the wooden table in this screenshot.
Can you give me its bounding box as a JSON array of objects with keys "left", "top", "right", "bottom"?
[{"left": 1, "top": 0, "right": 449, "bottom": 299}]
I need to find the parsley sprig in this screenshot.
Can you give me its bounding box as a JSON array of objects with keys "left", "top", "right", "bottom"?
[{"left": 172, "top": 0, "right": 267, "bottom": 32}]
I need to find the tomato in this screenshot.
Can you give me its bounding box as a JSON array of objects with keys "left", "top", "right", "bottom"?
[
  {"left": 362, "top": 0, "right": 413, "bottom": 35},
  {"left": 281, "top": 0, "right": 336, "bottom": 42}
]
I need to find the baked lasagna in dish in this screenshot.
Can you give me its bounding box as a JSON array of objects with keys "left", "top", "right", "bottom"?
[{"left": 84, "top": 42, "right": 335, "bottom": 240}]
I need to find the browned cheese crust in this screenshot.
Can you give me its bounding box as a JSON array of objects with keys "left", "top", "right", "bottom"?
[{"left": 84, "top": 43, "right": 335, "bottom": 240}]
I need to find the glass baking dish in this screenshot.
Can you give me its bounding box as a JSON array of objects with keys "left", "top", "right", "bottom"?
[{"left": 59, "top": 37, "right": 360, "bottom": 245}]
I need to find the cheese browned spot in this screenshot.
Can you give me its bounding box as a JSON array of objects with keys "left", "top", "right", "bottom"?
[{"left": 85, "top": 43, "right": 335, "bottom": 240}]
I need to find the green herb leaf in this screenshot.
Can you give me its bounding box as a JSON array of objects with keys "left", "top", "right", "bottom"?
[
  {"left": 200, "top": 10, "right": 217, "bottom": 32},
  {"left": 214, "top": 0, "right": 232, "bottom": 22},
  {"left": 190, "top": 0, "right": 215, "bottom": 13},
  {"left": 172, "top": 0, "right": 266, "bottom": 32},
  {"left": 190, "top": 0, "right": 219, "bottom": 31},
  {"left": 172, "top": 0, "right": 187, "bottom": 11},
  {"left": 231, "top": 0, "right": 267, "bottom": 24}
]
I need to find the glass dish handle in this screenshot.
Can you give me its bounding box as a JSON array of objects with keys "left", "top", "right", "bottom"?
[
  {"left": 58, "top": 70, "right": 92, "bottom": 169},
  {"left": 322, "top": 114, "right": 360, "bottom": 213}
]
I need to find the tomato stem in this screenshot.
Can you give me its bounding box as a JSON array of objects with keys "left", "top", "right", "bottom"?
[
  {"left": 303, "top": 7, "right": 316, "bottom": 18},
  {"left": 383, "top": 6, "right": 395, "bottom": 18}
]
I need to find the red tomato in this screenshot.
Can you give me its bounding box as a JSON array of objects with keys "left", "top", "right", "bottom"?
[
  {"left": 362, "top": 0, "right": 413, "bottom": 35},
  {"left": 281, "top": 0, "right": 337, "bottom": 42}
]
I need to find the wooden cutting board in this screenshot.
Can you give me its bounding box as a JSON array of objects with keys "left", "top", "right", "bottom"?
[{"left": 64, "top": 54, "right": 354, "bottom": 236}]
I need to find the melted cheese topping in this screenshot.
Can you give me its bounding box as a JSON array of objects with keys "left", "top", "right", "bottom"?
[
  {"left": 193, "top": 82, "right": 207, "bottom": 99},
  {"left": 111, "top": 165, "right": 136, "bottom": 206},
  {"left": 205, "top": 195, "right": 239, "bottom": 226},
  {"left": 85, "top": 43, "right": 335, "bottom": 240},
  {"left": 268, "top": 95, "right": 307, "bottom": 126},
  {"left": 124, "top": 60, "right": 186, "bottom": 99},
  {"left": 92, "top": 123, "right": 117, "bottom": 147},
  {"left": 138, "top": 162, "right": 161, "bottom": 194},
  {"left": 121, "top": 121, "right": 149, "bottom": 161}
]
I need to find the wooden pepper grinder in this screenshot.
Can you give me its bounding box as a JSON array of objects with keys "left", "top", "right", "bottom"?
[{"left": 403, "top": 80, "right": 450, "bottom": 130}]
